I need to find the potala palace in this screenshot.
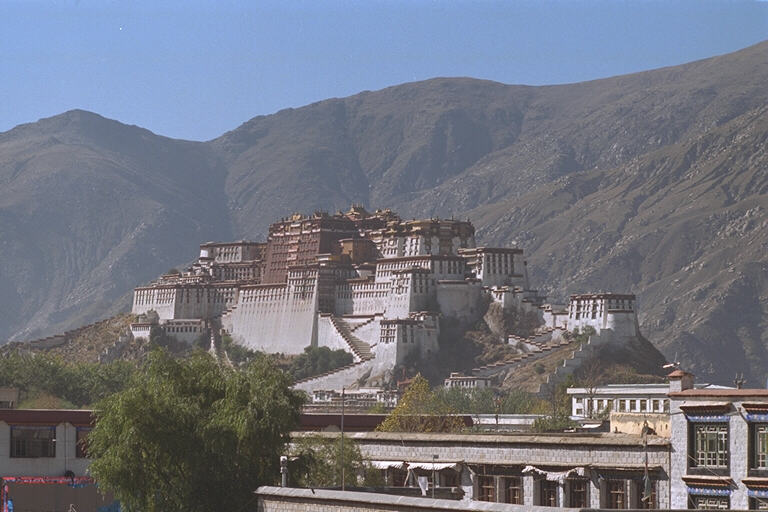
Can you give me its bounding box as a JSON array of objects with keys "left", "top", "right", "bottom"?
[{"left": 131, "top": 205, "right": 641, "bottom": 391}]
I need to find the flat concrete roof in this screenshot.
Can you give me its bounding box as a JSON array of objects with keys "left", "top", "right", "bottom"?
[
  {"left": 255, "top": 486, "right": 579, "bottom": 511},
  {"left": 670, "top": 389, "right": 768, "bottom": 398},
  {"left": 292, "top": 430, "right": 669, "bottom": 447}
]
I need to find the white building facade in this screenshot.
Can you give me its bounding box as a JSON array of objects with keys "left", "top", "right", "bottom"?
[
  {"left": 668, "top": 371, "right": 768, "bottom": 510},
  {"left": 0, "top": 409, "right": 91, "bottom": 477}
]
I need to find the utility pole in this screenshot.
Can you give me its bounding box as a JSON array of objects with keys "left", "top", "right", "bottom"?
[
  {"left": 341, "top": 387, "right": 345, "bottom": 491},
  {"left": 432, "top": 454, "right": 438, "bottom": 498},
  {"left": 280, "top": 455, "right": 288, "bottom": 487}
]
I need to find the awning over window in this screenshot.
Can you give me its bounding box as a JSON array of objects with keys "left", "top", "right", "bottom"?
[
  {"left": 370, "top": 460, "right": 460, "bottom": 471},
  {"left": 680, "top": 402, "right": 731, "bottom": 416},
  {"left": 593, "top": 464, "right": 663, "bottom": 475},
  {"left": 744, "top": 404, "right": 768, "bottom": 414},
  {"left": 682, "top": 475, "right": 733, "bottom": 489},
  {"left": 743, "top": 403, "right": 768, "bottom": 422},
  {"left": 368, "top": 461, "right": 406, "bottom": 470},
  {"left": 406, "top": 462, "right": 460, "bottom": 471},
  {"left": 743, "top": 478, "right": 768, "bottom": 490},
  {"left": 523, "top": 466, "right": 585, "bottom": 482}
]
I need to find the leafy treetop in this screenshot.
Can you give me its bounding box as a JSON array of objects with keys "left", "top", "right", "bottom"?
[
  {"left": 377, "top": 374, "right": 466, "bottom": 433},
  {"left": 87, "top": 349, "right": 304, "bottom": 512}
]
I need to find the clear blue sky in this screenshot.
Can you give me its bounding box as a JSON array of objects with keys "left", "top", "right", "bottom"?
[{"left": 1, "top": 0, "right": 766, "bottom": 141}]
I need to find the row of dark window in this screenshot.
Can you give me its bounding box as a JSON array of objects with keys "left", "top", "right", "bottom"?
[
  {"left": 475, "top": 475, "right": 655, "bottom": 509},
  {"left": 9, "top": 426, "right": 90, "bottom": 458}
]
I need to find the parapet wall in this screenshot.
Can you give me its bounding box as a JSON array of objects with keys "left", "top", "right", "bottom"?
[{"left": 256, "top": 486, "right": 571, "bottom": 512}]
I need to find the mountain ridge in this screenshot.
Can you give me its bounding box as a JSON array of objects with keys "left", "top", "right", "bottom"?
[{"left": 0, "top": 40, "right": 766, "bottom": 384}]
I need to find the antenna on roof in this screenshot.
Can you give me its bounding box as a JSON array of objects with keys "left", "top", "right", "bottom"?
[
  {"left": 662, "top": 352, "right": 680, "bottom": 370},
  {"left": 734, "top": 373, "right": 746, "bottom": 389}
]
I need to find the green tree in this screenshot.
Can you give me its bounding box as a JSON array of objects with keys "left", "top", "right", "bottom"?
[
  {"left": 532, "top": 377, "right": 577, "bottom": 432},
  {"left": 377, "top": 375, "right": 465, "bottom": 433},
  {"left": 222, "top": 334, "right": 263, "bottom": 365},
  {"left": 287, "top": 346, "right": 353, "bottom": 381},
  {"left": 531, "top": 414, "right": 577, "bottom": 432},
  {"left": 290, "top": 435, "right": 383, "bottom": 488},
  {"left": 87, "top": 349, "right": 304, "bottom": 512},
  {"left": 434, "top": 387, "right": 541, "bottom": 415},
  {"left": 0, "top": 352, "right": 137, "bottom": 407}
]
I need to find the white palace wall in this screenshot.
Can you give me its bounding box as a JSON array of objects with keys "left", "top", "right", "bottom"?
[
  {"left": 567, "top": 310, "right": 638, "bottom": 338},
  {"left": 132, "top": 287, "right": 178, "bottom": 319},
  {"left": 225, "top": 283, "right": 318, "bottom": 355},
  {"left": 335, "top": 281, "right": 390, "bottom": 316},
  {"left": 132, "top": 286, "right": 235, "bottom": 321}
]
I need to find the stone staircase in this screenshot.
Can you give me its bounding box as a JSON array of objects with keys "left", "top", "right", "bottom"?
[
  {"left": 329, "top": 316, "right": 374, "bottom": 361},
  {"left": 473, "top": 334, "right": 573, "bottom": 378},
  {"left": 348, "top": 316, "right": 376, "bottom": 333}
]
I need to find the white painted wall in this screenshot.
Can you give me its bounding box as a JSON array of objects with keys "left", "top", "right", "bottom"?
[
  {"left": 0, "top": 422, "right": 90, "bottom": 477},
  {"left": 227, "top": 285, "right": 318, "bottom": 355}
]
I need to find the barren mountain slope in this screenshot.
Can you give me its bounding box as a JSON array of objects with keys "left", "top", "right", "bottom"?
[
  {"left": 0, "top": 110, "right": 231, "bottom": 341},
  {"left": 470, "top": 105, "right": 768, "bottom": 383}
]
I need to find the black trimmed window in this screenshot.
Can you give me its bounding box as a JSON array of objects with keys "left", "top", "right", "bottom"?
[
  {"left": 10, "top": 426, "right": 56, "bottom": 458},
  {"left": 750, "top": 424, "right": 768, "bottom": 470},
  {"left": 690, "top": 423, "right": 728, "bottom": 470},
  {"left": 750, "top": 497, "right": 768, "bottom": 510}
]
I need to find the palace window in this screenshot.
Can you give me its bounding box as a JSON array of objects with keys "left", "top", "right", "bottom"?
[
  {"left": 692, "top": 423, "right": 729, "bottom": 468},
  {"left": 689, "top": 495, "right": 729, "bottom": 509},
  {"left": 540, "top": 480, "right": 558, "bottom": 507},
  {"left": 504, "top": 476, "right": 523, "bottom": 504},
  {"left": 568, "top": 478, "right": 589, "bottom": 508},
  {"left": 10, "top": 426, "right": 56, "bottom": 458},
  {"left": 478, "top": 475, "right": 496, "bottom": 502},
  {"left": 749, "top": 497, "right": 768, "bottom": 510}
]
